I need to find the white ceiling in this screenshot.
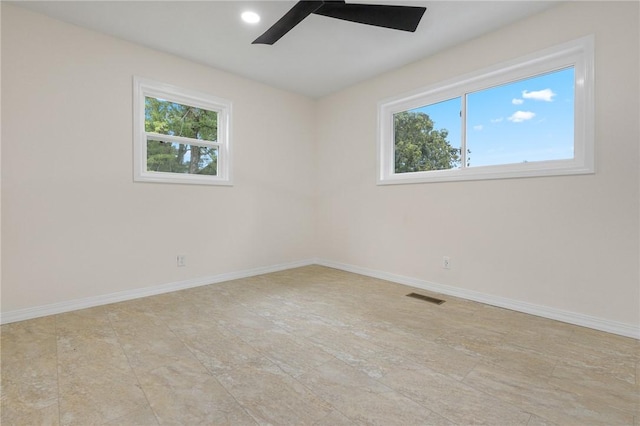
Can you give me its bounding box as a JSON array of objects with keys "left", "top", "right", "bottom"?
[{"left": 11, "top": 1, "right": 559, "bottom": 98}]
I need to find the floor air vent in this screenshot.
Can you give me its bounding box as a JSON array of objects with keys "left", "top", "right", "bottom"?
[{"left": 406, "top": 292, "right": 445, "bottom": 305}]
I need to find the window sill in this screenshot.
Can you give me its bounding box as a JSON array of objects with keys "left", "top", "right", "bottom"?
[
  {"left": 135, "top": 172, "right": 233, "bottom": 186},
  {"left": 377, "top": 159, "right": 594, "bottom": 185}
]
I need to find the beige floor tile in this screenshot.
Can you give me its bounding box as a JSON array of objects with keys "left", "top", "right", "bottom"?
[
  {"left": 313, "top": 409, "right": 356, "bottom": 425},
  {"left": 527, "top": 413, "right": 559, "bottom": 425},
  {"left": 55, "top": 306, "right": 111, "bottom": 334},
  {"left": 137, "top": 357, "right": 255, "bottom": 425},
  {"left": 330, "top": 348, "right": 418, "bottom": 383},
  {"left": 216, "top": 306, "right": 285, "bottom": 339},
  {"left": 262, "top": 311, "right": 350, "bottom": 338},
  {"left": 355, "top": 308, "right": 453, "bottom": 341},
  {"left": 56, "top": 311, "right": 149, "bottom": 425},
  {"left": 297, "top": 358, "right": 438, "bottom": 425},
  {"left": 112, "top": 293, "right": 181, "bottom": 318},
  {"left": 380, "top": 361, "right": 532, "bottom": 425},
  {"left": 1, "top": 318, "right": 59, "bottom": 424},
  {"left": 216, "top": 357, "right": 333, "bottom": 425},
  {"left": 150, "top": 303, "right": 220, "bottom": 330},
  {"left": 340, "top": 323, "right": 480, "bottom": 381},
  {"left": 103, "top": 405, "right": 159, "bottom": 425},
  {"left": 110, "top": 321, "right": 197, "bottom": 374},
  {"left": 1, "top": 369, "right": 59, "bottom": 414},
  {"left": 434, "top": 324, "right": 508, "bottom": 359},
  {"left": 302, "top": 326, "right": 387, "bottom": 368},
  {"left": 463, "top": 362, "right": 634, "bottom": 425},
  {"left": 58, "top": 363, "right": 149, "bottom": 425},
  {"left": 636, "top": 361, "right": 640, "bottom": 424},
  {"left": 549, "top": 360, "right": 639, "bottom": 416},
  {"left": 1, "top": 398, "right": 60, "bottom": 426},
  {"left": 235, "top": 327, "right": 335, "bottom": 378},
  {"left": 1, "top": 316, "right": 56, "bottom": 343},
  {"left": 554, "top": 338, "right": 640, "bottom": 386},
  {"left": 423, "top": 411, "right": 457, "bottom": 425},
  {"left": 172, "top": 321, "right": 264, "bottom": 374},
  {"left": 470, "top": 304, "right": 571, "bottom": 337},
  {"left": 503, "top": 324, "right": 577, "bottom": 357},
  {"left": 478, "top": 341, "right": 559, "bottom": 379},
  {"left": 57, "top": 327, "right": 128, "bottom": 370},
  {"left": 106, "top": 301, "right": 167, "bottom": 327},
  {"left": 179, "top": 286, "right": 253, "bottom": 318},
  {"left": 2, "top": 266, "right": 637, "bottom": 425},
  {"left": 570, "top": 326, "right": 640, "bottom": 357}
]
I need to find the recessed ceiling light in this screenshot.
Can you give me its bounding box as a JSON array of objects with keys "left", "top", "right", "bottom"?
[{"left": 241, "top": 11, "right": 260, "bottom": 24}]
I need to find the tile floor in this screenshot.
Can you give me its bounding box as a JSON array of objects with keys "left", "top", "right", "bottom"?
[{"left": 1, "top": 265, "right": 639, "bottom": 425}]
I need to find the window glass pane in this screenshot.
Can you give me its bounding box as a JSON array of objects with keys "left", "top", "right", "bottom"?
[
  {"left": 146, "top": 140, "right": 218, "bottom": 176},
  {"left": 466, "top": 67, "right": 574, "bottom": 167},
  {"left": 145, "top": 97, "right": 218, "bottom": 142},
  {"left": 394, "top": 98, "right": 462, "bottom": 173}
]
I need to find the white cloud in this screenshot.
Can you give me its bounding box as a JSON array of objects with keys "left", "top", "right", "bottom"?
[
  {"left": 491, "top": 117, "right": 503, "bottom": 123},
  {"left": 512, "top": 98, "right": 524, "bottom": 105},
  {"left": 522, "top": 88, "right": 556, "bottom": 102},
  {"left": 473, "top": 125, "right": 483, "bottom": 131},
  {"left": 508, "top": 111, "right": 536, "bottom": 123}
]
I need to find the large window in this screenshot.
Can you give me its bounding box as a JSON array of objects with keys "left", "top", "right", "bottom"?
[
  {"left": 378, "top": 36, "right": 594, "bottom": 184},
  {"left": 134, "top": 77, "right": 232, "bottom": 185}
]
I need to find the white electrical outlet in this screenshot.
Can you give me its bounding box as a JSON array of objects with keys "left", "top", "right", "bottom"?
[
  {"left": 442, "top": 256, "right": 451, "bottom": 269},
  {"left": 177, "top": 255, "right": 186, "bottom": 267}
]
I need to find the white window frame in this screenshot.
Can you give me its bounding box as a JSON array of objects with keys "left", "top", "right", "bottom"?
[
  {"left": 377, "top": 35, "right": 594, "bottom": 185},
  {"left": 133, "top": 77, "right": 232, "bottom": 185}
]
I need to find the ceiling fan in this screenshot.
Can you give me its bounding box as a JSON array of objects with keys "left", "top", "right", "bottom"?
[{"left": 253, "top": 0, "right": 427, "bottom": 45}]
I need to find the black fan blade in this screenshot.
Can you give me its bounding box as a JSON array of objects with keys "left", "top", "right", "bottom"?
[
  {"left": 253, "top": 1, "right": 324, "bottom": 45},
  {"left": 313, "top": 2, "right": 426, "bottom": 32}
]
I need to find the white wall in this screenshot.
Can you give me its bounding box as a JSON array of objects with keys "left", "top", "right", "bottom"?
[
  {"left": 0, "top": 3, "right": 3, "bottom": 312},
  {"left": 316, "top": 1, "right": 640, "bottom": 332},
  {"left": 1, "top": 5, "right": 316, "bottom": 313}
]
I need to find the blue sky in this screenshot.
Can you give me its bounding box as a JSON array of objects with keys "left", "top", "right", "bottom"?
[{"left": 412, "top": 67, "right": 574, "bottom": 168}]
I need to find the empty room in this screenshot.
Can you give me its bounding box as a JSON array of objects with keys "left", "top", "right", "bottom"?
[{"left": 1, "top": 1, "right": 639, "bottom": 424}]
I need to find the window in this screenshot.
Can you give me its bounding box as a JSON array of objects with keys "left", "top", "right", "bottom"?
[
  {"left": 377, "top": 36, "right": 594, "bottom": 184},
  {"left": 134, "top": 77, "right": 232, "bottom": 185}
]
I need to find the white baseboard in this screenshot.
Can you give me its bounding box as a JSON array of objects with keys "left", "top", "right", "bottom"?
[
  {"left": 315, "top": 258, "right": 640, "bottom": 340},
  {"left": 3, "top": 257, "right": 638, "bottom": 340},
  {"left": 0, "top": 259, "right": 315, "bottom": 325}
]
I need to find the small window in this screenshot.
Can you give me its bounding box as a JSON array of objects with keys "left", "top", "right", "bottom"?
[
  {"left": 134, "top": 77, "right": 232, "bottom": 185},
  {"left": 378, "top": 36, "right": 594, "bottom": 184}
]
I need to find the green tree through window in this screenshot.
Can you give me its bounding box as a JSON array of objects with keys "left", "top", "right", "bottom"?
[
  {"left": 394, "top": 111, "right": 460, "bottom": 173},
  {"left": 145, "top": 97, "right": 218, "bottom": 175}
]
